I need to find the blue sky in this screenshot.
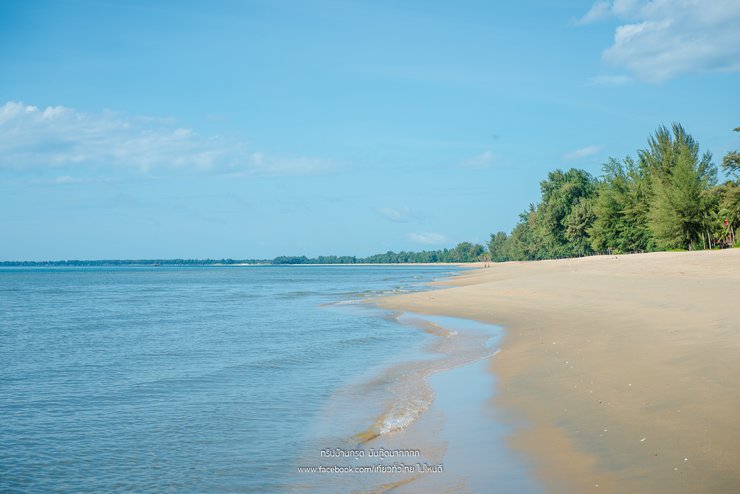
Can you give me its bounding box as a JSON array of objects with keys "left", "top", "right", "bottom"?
[{"left": 1, "top": 0, "right": 738, "bottom": 260}]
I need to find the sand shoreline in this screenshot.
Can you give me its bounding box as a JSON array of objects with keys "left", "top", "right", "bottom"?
[{"left": 377, "top": 249, "right": 740, "bottom": 493}]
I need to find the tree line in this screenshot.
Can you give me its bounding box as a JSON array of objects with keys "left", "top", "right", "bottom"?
[
  {"left": 272, "top": 242, "right": 485, "bottom": 264},
  {"left": 488, "top": 124, "right": 739, "bottom": 261},
  {"left": 1, "top": 242, "right": 486, "bottom": 266}
]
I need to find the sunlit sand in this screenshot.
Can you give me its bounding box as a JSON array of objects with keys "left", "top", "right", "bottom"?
[{"left": 378, "top": 249, "right": 740, "bottom": 493}]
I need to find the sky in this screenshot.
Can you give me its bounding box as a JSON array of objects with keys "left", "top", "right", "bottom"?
[{"left": 1, "top": 0, "right": 739, "bottom": 260}]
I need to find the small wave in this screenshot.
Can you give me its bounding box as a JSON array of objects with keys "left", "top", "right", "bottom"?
[
  {"left": 321, "top": 288, "right": 409, "bottom": 307},
  {"left": 376, "top": 397, "right": 431, "bottom": 435},
  {"left": 396, "top": 316, "right": 456, "bottom": 338},
  {"left": 329, "top": 299, "right": 363, "bottom": 306},
  {"left": 348, "top": 313, "right": 503, "bottom": 447},
  {"left": 352, "top": 394, "right": 432, "bottom": 444}
]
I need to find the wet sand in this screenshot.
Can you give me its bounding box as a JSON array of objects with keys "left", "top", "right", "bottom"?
[{"left": 377, "top": 249, "right": 740, "bottom": 493}]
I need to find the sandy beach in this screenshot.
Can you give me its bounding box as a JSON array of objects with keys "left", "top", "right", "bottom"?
[{"left": 377, "top": 249, "right": 740, "bottom": 493}]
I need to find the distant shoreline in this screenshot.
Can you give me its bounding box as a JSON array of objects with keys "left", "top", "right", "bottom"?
[{"left": 0, "top": 261, "right": 476, "bottom": 267}]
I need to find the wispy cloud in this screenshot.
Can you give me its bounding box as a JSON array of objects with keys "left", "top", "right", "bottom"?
[
  {"left": 576, "top": 0, "right": 740, "bottom": 82},
  {"left": 406, "top": 232, "right": 449, "bottom": 246},
  {"left": 376, "top": 206, "right": 413, "bottom": 223},
  {"left": 0, "top": 102, "right": 337, "bottom": 177},
  {"left": 247, "top": 152, "right": 337, "bottom": 177},
  {"left": 574, "top": 0, "right": 639, "bottom": 25},
  {"left": 565, "top": 145, "right": 602, "bottom": 160},
  {"left": 457, "top": 151, "right": 494, "bottom": 169},
  {"left": 51, "top": 175, "right": 116, "bottom": 186},
  {"left": 588, "top": 74, "right": 633, "bottom": 86}
]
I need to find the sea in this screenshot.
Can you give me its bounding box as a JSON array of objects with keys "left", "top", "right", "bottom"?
[{"left": 0, "top": 266, "right": 542, "bottom": 493}]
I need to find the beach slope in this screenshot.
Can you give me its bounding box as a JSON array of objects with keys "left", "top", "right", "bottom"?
[{"left": 377, "top": 250, "right": 740, "bottom": 493}]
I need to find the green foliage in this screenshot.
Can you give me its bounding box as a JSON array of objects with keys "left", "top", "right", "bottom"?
[
  {"left": 500, "top": 169, "right": 598, "bottom": 260},
  {"left": 589, "top": 157, "right": 653, "bottom": 253},
  {"left": 642, "top": 124, "right": 716, "bottom": 250},
  {"left": 639, "top": 124, "right": 691, "bottom": 179},
  {"left": 448, "top": 242, "right": 485, "bottom": 262},
  {"left": 352, "top": 242, "right": 486, "bottom": 263},
  {"left": 722, "top": 126, "right": 740, "bottom": 178},
  {"left": 502, "top": 206, "right": 545, "bottom": 260},
  {"left": 273, "top": 255, "right": 359, "bottom": 264},
  {"left": 505, "top": 211, "right": 539, "bottom": 261},
  {"left": 709, "top": 182, "right": 740, "bottom": 247},
  {"left": 565, "top": 197, "right": 596, "bottom": 256},
  {"left": 488, "top": 231, "right": 510, "bottom": 262},
  {"left": 724, "top": 151, "right": 740, "bottom": 177},
  {"left": 486, "top": 123, "right": 728, "bottom": 261},
  {"left": 531, "top": 168, "right": 597, "bottom": 257}
]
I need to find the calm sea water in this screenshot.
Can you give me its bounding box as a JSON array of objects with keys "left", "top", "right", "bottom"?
[{"left": 0, "top": 265, "right": 459, "bottom": 493}]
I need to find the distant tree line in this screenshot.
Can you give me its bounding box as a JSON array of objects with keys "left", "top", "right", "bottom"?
[
  {"left": 273, "top": 242, "right": 486, "bottom": 264},
  {"left": 488, "top": 124, "right": 740, "bottom": 262},
  {"left": 1, "top": 242, "right": 488, "bottom": 266}
]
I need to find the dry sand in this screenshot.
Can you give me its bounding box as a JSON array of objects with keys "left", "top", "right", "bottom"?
[{"left": 377, "top": 249, "right": 740, "bottom": 493}]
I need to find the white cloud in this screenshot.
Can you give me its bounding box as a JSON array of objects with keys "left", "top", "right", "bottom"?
[
  {"left": 574, "top": 0, "right": 612, "bottom": 25},
  {"left": 457, "top": 151, "right": 494, "bottom": 169},
  {"left": 376, "top": 206, "right": 413, "bottom": 223},
  {"left": 575, "top": 0, "right": 640, "bottom": 24},
  {"left": 406, "top": 232, "right": 449, "bottom": 246},
  {"left": 565, "top": 145, "right": 603, "bottom": 160},
  {"left": 0, "top": 101, "right": 336, "bottom": 177},
  {"left": 577, "top": 0, "right": 740, "bottom": 82}
]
